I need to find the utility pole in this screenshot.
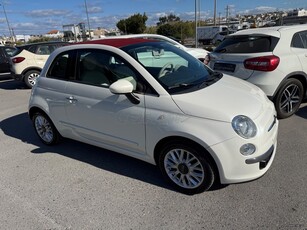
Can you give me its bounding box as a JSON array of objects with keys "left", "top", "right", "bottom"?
[
  {"left": 226, "top": 5, "right": 230, "bottom": 28},
  {"left": 0, "top": 3, "right": 14, "bottom": 42},
  {"left": 214, "top": 0, "right": 217, "bottom": 26},
  {"left": 84, "top": 0, "right": 91, "bottom": 40},
  {"left": 195, "top": 0, "right": 198, "bottom": 48}
]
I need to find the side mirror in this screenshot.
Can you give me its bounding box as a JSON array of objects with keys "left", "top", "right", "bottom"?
[
  {"left": 109, "top": 79, "right": 140, "bottom": 104},
  {"left": 109, "top": 79, "right": 133, "bottom": 94}
]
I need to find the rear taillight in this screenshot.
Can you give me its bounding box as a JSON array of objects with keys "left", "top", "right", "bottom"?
[
  {"left": 244, "top": 55, "right": 280, "bottom": 72},
  {"left": 12, "top": 57, "right": 25, "bottom": 64}
]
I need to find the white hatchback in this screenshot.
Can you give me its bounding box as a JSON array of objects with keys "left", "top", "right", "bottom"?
[
  {"left": 28, "top": 38, "right": 278, "bottom": 194},
  {"left": 208, "top": 25, "right": 307, "bottom": 119}
]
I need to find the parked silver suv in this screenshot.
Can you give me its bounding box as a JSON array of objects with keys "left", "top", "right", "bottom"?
[{"left": 208, "top": 25, "right": 307, "bottom": 119}]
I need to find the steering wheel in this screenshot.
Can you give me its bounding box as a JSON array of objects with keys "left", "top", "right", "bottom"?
[{"left": 158, "top": 63, "right": 173, "bottom": 78}]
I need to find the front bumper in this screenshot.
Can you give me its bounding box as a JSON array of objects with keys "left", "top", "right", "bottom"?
[
  {"left": 209, "top": 115, "right": 279, "bottom": 184},
  {"left": 245, "top": 145, "right": 274, "bottom": 169}
]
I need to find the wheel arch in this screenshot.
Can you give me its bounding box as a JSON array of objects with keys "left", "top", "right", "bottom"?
[
  {"left": 29, "top": 106, "right": 62, "bottom": 136},
  {"left": 153, "top": 136, "right": 220, "bottom": 180},
  {"left": 21, "top": 67, "right": 42, "bottom": 77},
  {"left": 29, "top": 106, "right": 49, "bottom": 121},
  {"left": 272, "top": 72, "right": 307, "bottom": 100}
]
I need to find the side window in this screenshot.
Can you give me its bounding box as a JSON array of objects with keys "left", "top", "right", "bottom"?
[
  {"left": 47, "top": 52, "right": 70, "bottom": 80},
  {"left": 291, "top": 31, "right": 307, "bottom": 49},
  {"left": 78, "top": 50, "right": 112, "bottom": 87},
  {"left": 28, "top": 45, "right": 37, "bottom": 54},
  {"left": 48, "top": 45, "right": 56, "bottom": 53},
  {"left": 4, "top": 47, "right": 16, "bottom": 57},
  {"left": 299, "top": 31, "right": 307, "bottom": 48},
  {"left": 37, "top": 45, "right": 51, "bottom": 55},
  {"left": 78, "top": 49, "right": 139, "bottom": 91}
]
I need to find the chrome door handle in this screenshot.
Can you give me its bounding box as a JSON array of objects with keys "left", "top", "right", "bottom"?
[{"left": 66, "top": 96, "right": 77, "bottom": 103}]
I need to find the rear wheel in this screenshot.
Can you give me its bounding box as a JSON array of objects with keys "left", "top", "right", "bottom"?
[
  {"left": 32, "top": 112, "right": 60, "bottom": 145},
  {"left": 158, "top": 141, "right": 215, "bottom": 195},
  {"left": 24, "top": 70, "right": 40, "bottom": 88},
  {"left": 274, "top": 78, "right": 304, "bottom": 119}
]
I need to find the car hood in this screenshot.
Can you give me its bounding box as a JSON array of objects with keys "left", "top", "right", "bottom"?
[{"left": 171, "top": 75, "right": 269, "bottom": 122}]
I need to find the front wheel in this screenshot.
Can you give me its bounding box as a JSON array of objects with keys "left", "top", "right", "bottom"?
[
  {"left": 32, "top": 112, "right": 60, "bottom": 145},
  {"left": 158, "top": 141, "right": 215, "bottom": 195},
  {"left": 274, "top": 78, "right": 304, "bottom": 119},
  {"left": 24, "top": 70, "right": 40, "bottom": 88}
]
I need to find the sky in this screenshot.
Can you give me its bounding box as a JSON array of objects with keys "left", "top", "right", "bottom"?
[{"left": 0, "top": 0, "right": 306, "bottom": 36}]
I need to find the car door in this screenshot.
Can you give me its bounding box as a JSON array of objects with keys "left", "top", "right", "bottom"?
[
  {"left": 291, "top": 30, "right": 307, "bottom": 74},
  {"left": 0, "top": 48, "right": 11, "bottom": 76},
  {"left": 64, "top": 49, "right": 147, "bottom": 157}
]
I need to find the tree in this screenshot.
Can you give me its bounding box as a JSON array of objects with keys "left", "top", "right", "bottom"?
[
  {"left": 157, "top": 13, "right": 180, "bottom": 26},
  {"left": 145, "top": 26, "right": 157, "bottom": 34},
  {"left": 157, "top": 21, "right": 194, "bottom": 43},
  {"left": 117, "top": 13, "right": 148, "bottom": 34},
  {"left": 157, "top": 24, "right": 176, "bottom": 37}
]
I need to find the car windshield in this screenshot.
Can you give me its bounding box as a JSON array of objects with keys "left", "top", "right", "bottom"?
[
  {"left": 121, "top": 42, "right": 220, "bottom": 94},
  {"left": 214, "top": 35, "right": 279, "bottom": 53}
]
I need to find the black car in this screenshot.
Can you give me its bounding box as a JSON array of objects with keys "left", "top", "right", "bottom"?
[{"left": 0, "top": 46, "right": 17, "bottom": 79}]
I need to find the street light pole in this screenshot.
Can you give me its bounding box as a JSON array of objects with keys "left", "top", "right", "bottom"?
[
  {"left": 195, "top": 0, "right": 198, "bottom": 48},
  {"left": 1, "top": 3, "right": 14, "bottom": 42},
  {"left": 214, "top": 0, "right": 217, "bottom": 25},
  {"left": 84, "top": 0, "right": 91, "bottom": 40}
]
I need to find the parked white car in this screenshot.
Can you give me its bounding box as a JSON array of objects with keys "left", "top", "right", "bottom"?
[
  {"left": 29, "top": 38, "right": 278, "bottom": 194},
  {"left": 208, "top": 25, "right": 307, "bottom": 118},
  {"left": 102, "top": 34, "right": 210, "bottom": 62},
  {"left": 211, "top": 30, "right": 236, "bottom": 46},
  {"left": 11, "top": 41, "right": 68, "bottom": 88}
]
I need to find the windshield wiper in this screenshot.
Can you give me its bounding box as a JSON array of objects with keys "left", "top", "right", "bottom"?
[
  {"left": 168, "top": 72, "right": 222, "bottom": 90},
  {"left": 168, "top": 83, "right": 196, "bottom": 90},
  {"left": 198, "top": 72, "right": 223, "bottom": 88}
]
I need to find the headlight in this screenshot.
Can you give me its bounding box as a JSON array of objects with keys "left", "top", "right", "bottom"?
[{"left": 232, "top": 115, "right": 257, "bottom": 139}]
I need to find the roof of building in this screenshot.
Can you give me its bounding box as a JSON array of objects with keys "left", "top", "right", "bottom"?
[{"left": 47, "top": 30, "right": 59, "bottom": 34}]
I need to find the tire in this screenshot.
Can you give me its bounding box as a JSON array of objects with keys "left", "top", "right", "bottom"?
[
  {"left": 274, "top": 78, "right": 304, "bottom": 119},
  {"left": 32, "top": 112, "right": 60, "bottom": 145},
  {"left": 158, "top": 141, "right": 215, "bottom": 195},
  {"left": 24, "top": 70, "right": 40, "bottom": 88}
]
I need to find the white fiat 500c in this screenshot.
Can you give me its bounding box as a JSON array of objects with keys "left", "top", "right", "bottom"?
[{"left": 28, "top": 38, "right": 279, "bottom": 194}]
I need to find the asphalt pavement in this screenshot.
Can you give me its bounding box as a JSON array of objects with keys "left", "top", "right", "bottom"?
[{"left": 0, "top": 79, "right": 306, "bottom": 230}]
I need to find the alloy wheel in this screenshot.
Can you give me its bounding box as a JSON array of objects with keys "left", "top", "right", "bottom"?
[
  {"left": 164, "top": 148, "right": 205, "bottom": 189},
  {"left": 279, "top": 83, "right": 301, "bottom": 115},
  {"left": 34, "top": 115, "right": 54, "bottom": 144},
  {"left": 28, "top": 72, "right": 39, "bottom": 86}
]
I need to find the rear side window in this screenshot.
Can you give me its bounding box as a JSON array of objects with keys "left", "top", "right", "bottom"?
[
  {"left": 47, "top": 51, "right": 73, "bottom": 80},
  {"left": 214, "top": 35, "right": 279, "bottom": 53},
  {"left": 291, "top": 31, "right": 307, "bottom": 49},
  {"left": 28, "top": 45, "right": 38, "bottom": 54}
]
